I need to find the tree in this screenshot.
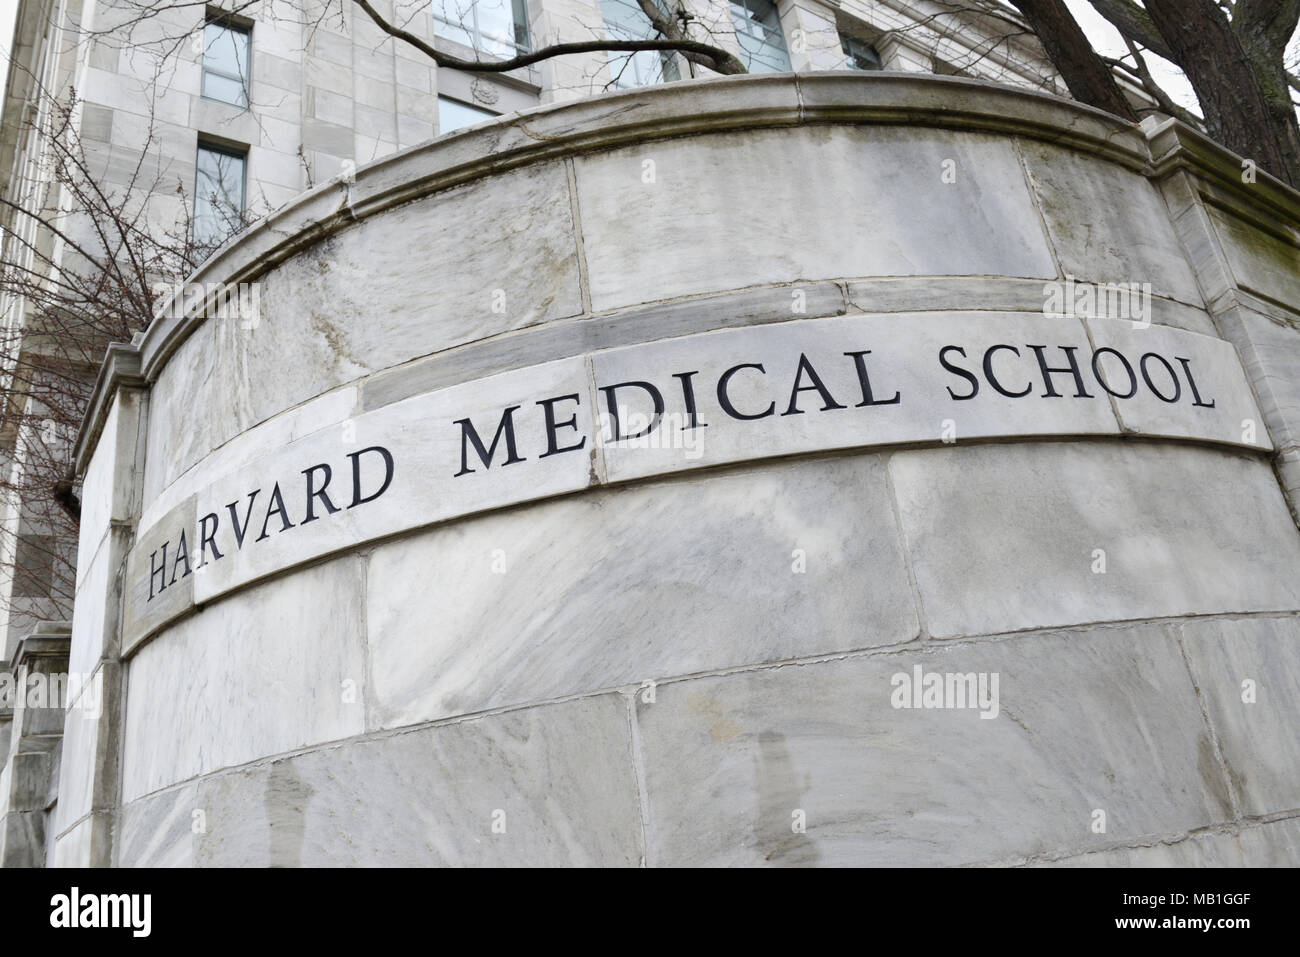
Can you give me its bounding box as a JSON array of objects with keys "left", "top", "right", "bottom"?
[
  {"left": 1010, "top": 0, "right": 1300, "bottom": 186},
  {"left": 0, "top": 67, "right": 245, "bottom": 630}
]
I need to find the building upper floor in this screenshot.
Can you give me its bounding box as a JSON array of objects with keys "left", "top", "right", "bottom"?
[{"left": 0, "top": 0, "right": 1062, "bottom": 256}]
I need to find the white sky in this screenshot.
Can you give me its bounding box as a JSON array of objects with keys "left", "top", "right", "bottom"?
[
  {"left": 0, "top": 0, "right": 1262, "bottom": 135},
  {"left": 1064, "top": 0, "right": 1199, "bottom": 113}
]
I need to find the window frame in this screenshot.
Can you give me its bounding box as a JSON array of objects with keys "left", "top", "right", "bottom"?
[
  {"left": 192, "top": 140, "right": 248, "bottom": 248},
  {"left": 432, "top": 0, "right": 532, "bottom": 59},
  {"left": 727, "top": 0, "right": 791, "bottom": 74},
  {"left": 839, "top": 33, "right": 883, "bottom": 71},
  {"left": 437, "top": 95, "right": 500, "bottom": 134},
  {"left": 199, "top": 14, "right": 253, "bottom": 108}
]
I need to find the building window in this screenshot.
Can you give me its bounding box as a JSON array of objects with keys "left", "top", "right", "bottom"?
[
  {"left": 433, "top": 0, "right": 531, "bottom": 59},
  {"left": 438, "top": 96, "right": 499, "bottom": 134},
  {"left": 193, "top": 142, "right": 246, "bottom": 248},
  {"left": 201, "top": 17, "right": 251, "bottom": 107},
  {"left": 728, "top": 0, "right": 790, "bottom": 74},
  {"left": 840, "top": 34, "right": 882, "bottom": 71},
  {"left": 600, "top": 0, "right": 680, "bottom": 89}
]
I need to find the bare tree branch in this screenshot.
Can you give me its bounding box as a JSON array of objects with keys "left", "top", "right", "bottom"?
[
  {"left": 1086, "top": 0, "right": 1175, "bottom": 62},
  {"left": 351, "top": 0, "right": 745, "bottom": 75}
]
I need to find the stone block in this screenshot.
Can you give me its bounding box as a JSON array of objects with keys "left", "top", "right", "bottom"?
[
  {"left": 1180, "top": 616, "right": 1300, "bottom": 816},
  {"left": 120, "top": 555, "right": 367, "bottom": 800},
  {"left": 889, "top": 441, "right": 1300, "bottom": 638},
  {"left": 575, "top": 125, "right": 1056, "bottom": 313},
  {"left": 1018, "top": 140, "right": 1203, "bottom": 306},
  {"left": 635, "top": 623, "right": 1222, "bottom": 866},
  {"left": 364, "top": 453, "right": 918, "bottom": 729}
]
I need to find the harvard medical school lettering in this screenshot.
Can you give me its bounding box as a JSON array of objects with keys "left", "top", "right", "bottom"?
[
  {"left": 455, "top": 341, "right": 1219, "bottom": 480},
  {"left": 122, "top": 312, "right": 1268, "bottom": 647},
  {"left": 146, "top": 446, "right": 393, "bottom": 601}
]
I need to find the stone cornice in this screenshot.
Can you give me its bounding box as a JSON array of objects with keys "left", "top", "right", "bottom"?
[
  {"left": 136, "top": 73, "right": 1149, "bottom": 381},
  {"left": 73, "top": 73, "right": 1300, "bottom": 475},
  {"left": 73, "top": 341, "right": 145, "bottom": 477},
  {"left": 1145, "top": 117, "right": 1300, "bottom": 242},
  {"left": 9, "top": 621, "right": 72, "bottom": 672}
]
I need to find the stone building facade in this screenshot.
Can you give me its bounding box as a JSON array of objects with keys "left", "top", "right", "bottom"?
[{"left": 3, "top": 1, "right": 1300, "bottom": 868}]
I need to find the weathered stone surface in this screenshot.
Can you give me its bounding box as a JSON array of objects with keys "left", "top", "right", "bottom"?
[
  {"left": 365, "top": 454, "right": 918, "bottom": 730},
  {"left": 1040, "top": 818, "right": 1300, "bottom": 867},
  {"left": 1208, "top": 207, "right": 1300, "bottom": 310},
  {"left": 114, "top": 780, "right": 200, "bottom": 867},
  {"left": 139, "top": 387, "right": 359, "bottom": 532},
  {"left": 140, "top": 318, "right": 222, "bottom": 509},
  {"left": 142, "top": 161, "right": 583, "bottom": 500},
  {"left": 1018, "top": 140, "right": 1203, "bottom": 305},
  {"left": 889, "top": 442, "right": 1300, "bottom": 638},
  {"left": 51, "top": 660, "right": 118, "bottom": 844},
  {"left": 121, "top": 312, "right": 1268, "bottom": 646},
  {"left": 635, "top": 623, "right": 1223, "bottom": 866},
  {"left": 76, "top": 390, "right": 143, "bottom": 590},
  {"left": 121, "top": 496, "right": 196, "bottom": 651},
  {"left": 118, "top": 694, "right": 641, "bottom": 866},
  {"left": 120, "top": 556, "right": 367, "bottom": 801},
  {"left": 0, "top": 810, "right": 45, "bottom": 868},
  {"left": 1179, "top": 616, "right": 1300, "bottom": 817},
  {"left": 575, "top": 126, "right": 1057, "bottom": 312},
  {"left": 60, "top": 75, "right": 1300, "bottom": 870},
  {"left": 845, "top": 277, "right": 1218, "bottom": 336},
  {"left": 1213, "top": 302, "right": 1300, "bottom": 453},
  {"left": 189, "top": 356, "right": 596, "bottom": 605},
  {"left": 360, "top": 282, "right": 850, "bottom": 413},
  {"left": 50, "top": 810, "right": 112, "bottom": 867}
]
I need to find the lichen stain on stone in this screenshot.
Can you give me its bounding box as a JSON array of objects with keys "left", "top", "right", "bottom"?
[
  {"left": 685, "top": 693, "right": 742, "bottom": 743},
  {"left": 1196, "top": 734, "right": 1234, "bottom": 818},
  {"left": 266, "top": 759, "right": 316, "bottom": 868},
  {"left": 753, "top": 730, "right": 820, "bottom": 866},
  {"left": 309, "top": 310, "right": 365, "bottom": 373}
]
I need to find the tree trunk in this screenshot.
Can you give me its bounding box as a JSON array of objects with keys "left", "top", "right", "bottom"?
[
  {"left": 1231, "top": 0, "right": 1300, "bottom": 187},
  {"left": 1145, "top": 0, "right": 1298, "bottom": 186},
  {"left": 1008, "top": 0, "right": 1138, "bottom": 122}
]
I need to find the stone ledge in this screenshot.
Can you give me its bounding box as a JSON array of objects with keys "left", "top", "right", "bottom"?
[
  {"left": 72, "top": 342, "right": 144, "bottom": 476},
  {"left": 8, "top": 622, "right": 72, "bottom": 673},
  {"left": 136, "top": 72, "right": 1153, "bottom": 381}
]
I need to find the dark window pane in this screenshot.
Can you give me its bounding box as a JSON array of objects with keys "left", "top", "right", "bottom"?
[{"left": 194, "top": 145, "right": 246, "bottom": 247}]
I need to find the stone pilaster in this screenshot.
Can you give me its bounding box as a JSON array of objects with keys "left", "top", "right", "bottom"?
[
  {"left": 778, "top": 0, "right": 848, "bottom": 71},
  {"left": 0, "top": 621, "right": 71, "bottom": 867}
]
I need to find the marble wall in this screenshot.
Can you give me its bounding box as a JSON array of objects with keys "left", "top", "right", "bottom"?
[{"left": 55, "top": 74, "right": 1300, "bottom": 866}]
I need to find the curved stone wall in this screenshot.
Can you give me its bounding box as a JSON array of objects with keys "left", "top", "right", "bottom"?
[{"left": 59, "top": 73, "right": 1300, "bottom": 866}]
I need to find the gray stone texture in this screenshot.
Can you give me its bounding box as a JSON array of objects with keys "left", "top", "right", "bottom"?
[
  {"left": 116, "top": 694, "right": 641, "bottom": 866},
  {"left": 55, "top": 76, "right": 1300, "bottom": 867},
  {"left": 364, "top": 454, "right": 919, "bottom": 730},
  {"left": 889, "top": 441, "right": 1300, "bottom": 638},
  {"left": 633, "top": 623, "right": 1228, "bottom": 866}
]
